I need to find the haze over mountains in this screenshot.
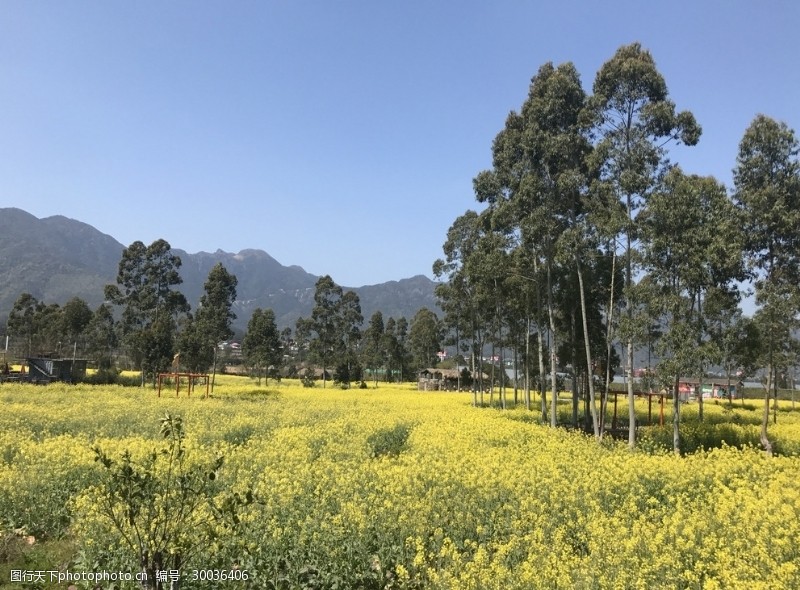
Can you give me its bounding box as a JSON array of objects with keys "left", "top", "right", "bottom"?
[{"left": 0, "top": 208, "right": 438, "bottom": 331}]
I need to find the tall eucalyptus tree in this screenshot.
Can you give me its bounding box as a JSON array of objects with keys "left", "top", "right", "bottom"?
[
  {"left": 590, "top": 43, "right": 701, "bottom": 447},
  {"left": 408, "top": 308, "right": 443, "bottom": 373},
  {"left": 473, "top": 61, "right": 604, "bottom": 430},
  {"left": 336, "top": 290, "right": 363, "bottom": 385},
  {"left": 362, "top": 311, "right": 386, "bottom": 386},
  {"left": 434, "top": 210, "right": 496, "bottom": 406},
  {"left": 640, "top": 168, "right": 744, "bottom": 453},
  {"left": 435, "top": 274, "right": 470, "bottom": 392},
  {"left": 383, "top": 317, "right": 409, "bottom": 383},
  {"left": 104, "top": 239, "right": 189, "bottom": 383},
  {"left": 295, "top": 275, "right": 364, "bottom": 388},
  {"left": 733, "top": 115, "right": 800, "bottom": 455}
]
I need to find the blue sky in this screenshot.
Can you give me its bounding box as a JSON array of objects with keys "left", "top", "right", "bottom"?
[{"left": 1, "top": 1, "right": 798, "bottom": 288}]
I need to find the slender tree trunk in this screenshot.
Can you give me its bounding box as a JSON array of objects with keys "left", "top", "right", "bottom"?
[
  {"left": 571, "top": 306, "right": 579, "bottom": 428},
  {"left": 625, "top": 196, "right": 636, "bottom": 449},
  {"left": 550, "top": 332, "right": 558, "bottom": 428},
  {"left": 490, "top": 341, "right": 495, "bottom": 408},
  {"left": 773, "top": 371, "right": 778, "bottom": 425},
  {"left": 456, "top": 326, "right": 461, "bottom": 392},
  {"left": 478, "top": 333, "right": 485, "bottom": 407},
  {"left": 211, "top": 346, "right": 218, "bottom": 393},
  {"left": 697, "top": 293, "right": 704, "bottom": 423},
  {"left": 547, "top": 263, "right": 558, "bottom": 427},
  {"left": 494, "top": 278, "right": 506, "bottom": 410},
  {"left": 576, "top": 257, "right": 600, "bottom": 438},
  {"left": 471, "top": 331, "right": 478, "bottom": 407},
  {"left": 538, "top": 327, "right": 547, "bottom": 423},
  {"left": 698, "top": 374, "right": 704, "bottom": 420},
  {"left": 525, "top": 315, "right": 531, "bottom": 411},
  {"left": 762, "top": 296, "right": 775, "bottom": 453},
  {"left": 500, "top": 339, "right": 507, "bottom": 410},
  {"left": 513, "top": 341, "right": 519, "bottom": 406},
  {"left": 727, "top": 367, "right": 733, "bottom": 410},
  {"left": 585, "top": 373, "right": 592, "bottom": 431},
  {"left": 474, "top": 325, "right": 486, "bottom": 406},
  {"left": 571, "top": 372, "right": 578, "bottom": 428},
  {"left": 673, "top": 373, "right": 680, "bottom": 454},
  {"left": 601, "top": 247, "right": 617, "bottom": 440},
  {"left": 532, "top": 257, "right": 547, "bottom": 420},
  {"left": 626, "top": 344, "right": 635, "bottom": 445},
  {"left": 761, "top": 364, "right": 774, "bottom": 456}
]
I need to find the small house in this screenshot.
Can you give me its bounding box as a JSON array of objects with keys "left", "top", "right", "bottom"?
[
  {"left": 25, "top": 357, "right": 87, "bottom": 384},
  {"left": 677, "top": 378, "right": 737, "bottom": 401},
  {"left": 418, "top": 367, "right": 487, "bottom": 391}
]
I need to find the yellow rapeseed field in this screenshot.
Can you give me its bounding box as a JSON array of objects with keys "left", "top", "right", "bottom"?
[{"left": 1, "top": 378, "right": 799, "bottom": 589}]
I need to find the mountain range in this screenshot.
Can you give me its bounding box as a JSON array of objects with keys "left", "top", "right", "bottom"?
[{"left": 0, "top": 207, "right": 439, "bottom": 331}]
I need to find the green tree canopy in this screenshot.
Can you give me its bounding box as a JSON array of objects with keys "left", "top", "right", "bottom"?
[
  {"left": 591, "top": 42, "right": 701, "bottom": 447},
  {"left": 296, "top": 276, "right": 363, "bottom": 387},
  {"left": 242, "top": 307, "right": 281, "bottom": 386},
  {"left": 104, "top": 239, "right": 189, "bottom": 381},
  {"left": 733, "top": 114, "right": 800, "bottom": 455},
  {"left": 179, "top": 263, "right": 238, "bottom": 373},
  {"left": 408, "top": 307, "right": 443, "bottom": 372}
]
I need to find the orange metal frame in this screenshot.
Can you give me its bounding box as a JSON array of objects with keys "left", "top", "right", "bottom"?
[{"left": 157, "top": 372, "right": 210, "bottom": 398}]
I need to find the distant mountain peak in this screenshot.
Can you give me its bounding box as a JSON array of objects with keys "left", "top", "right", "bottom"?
[
  {"left": 232, "top": 248, "right": 273, "bottom": 260},
  {"left": 0, "top": 207, "right": 438, "bottom": 329}
]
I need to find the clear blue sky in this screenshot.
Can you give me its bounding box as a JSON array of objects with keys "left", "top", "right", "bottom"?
[{"left": 1, "top": 1, "right": 798, "bottom": 288}]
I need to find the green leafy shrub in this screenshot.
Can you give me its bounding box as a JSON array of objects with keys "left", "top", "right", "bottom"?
[
  {"left": 77, "top": 414, "right": 255, "bottom": 587},
  {"left": 367, "top": 423, "right": 412, "bottom": 458}
]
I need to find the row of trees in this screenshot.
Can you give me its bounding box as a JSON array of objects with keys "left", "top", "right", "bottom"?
[
  {"left": 433, "top": 42, "right": 800, "bottom": 453},
  {"left": 238, "top": 274, "right": 445, "bottom": 388},
  {"left": 292, "top": 276, "right": 444, "bottom": 387},
  {"left": 4, "top": 244, "right": 447, "bottom": 389},
  {"left": 4, "top": 239, "right": 239, "bottom": 384},
  {"left": 5, "top": 293, "right": 116, "bottom": 371}
]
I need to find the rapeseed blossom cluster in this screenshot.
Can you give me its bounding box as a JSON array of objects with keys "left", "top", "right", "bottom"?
[{"left": 1, "top": 380, "right": 799, "bottom": 588}]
